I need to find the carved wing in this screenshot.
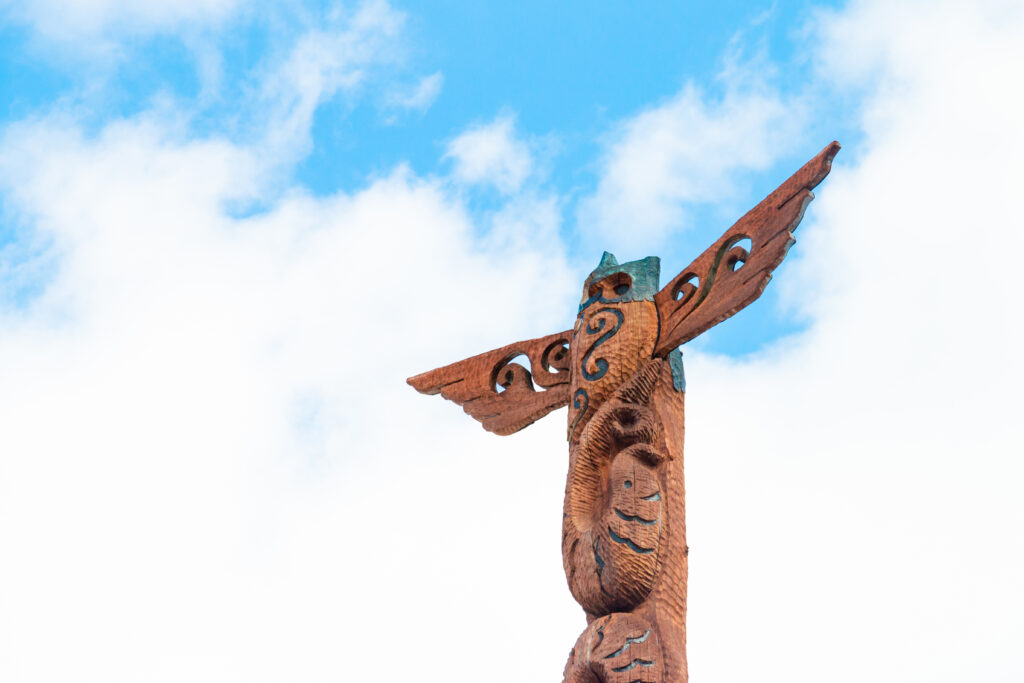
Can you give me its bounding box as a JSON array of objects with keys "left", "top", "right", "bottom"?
[
  {"left": 406, "top": 329, "right": 572, "bottom": 436},
  {"left": 653, "top": 141, "right": 841, "bottom": 356}
]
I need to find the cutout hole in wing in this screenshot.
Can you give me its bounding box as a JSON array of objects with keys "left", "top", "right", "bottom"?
[
  {"left": 725, "top": 236, "right": 752, "bottom": 272},
  {"left": 672, "top": 273, "right": 700, "bottom": 304},
  {"left": 492, "top": 354, "right": 534, "bottom": 394},
  {"left": 541, "top": 339, "right": 571, "bottom": 373}
]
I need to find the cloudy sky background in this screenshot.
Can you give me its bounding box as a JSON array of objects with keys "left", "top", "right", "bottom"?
[{"left": 1, "top": 0, "right": 1022, "bottom": 681}]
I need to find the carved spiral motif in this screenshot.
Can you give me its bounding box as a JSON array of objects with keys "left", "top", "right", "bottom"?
[
  {"left": 570, "top": 389, "right": 590, "bottom": 437},
  {"left": 543, "top": 339, "right": 572, "bottom": 373},
  {"left": 568, "top": 300, "right": 658, "bottom": 444},
  {"left": 581, "top": 308, "right": 625, "bottom": 381},
  {"left": 492, "top": 358, "right": 534, "bottom": 393},
  {"left": 661, "top": 232, "right": 754, "bottom": 331}
]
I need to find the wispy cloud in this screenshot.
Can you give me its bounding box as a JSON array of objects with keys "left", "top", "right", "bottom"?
[
  {"left": 444, "top": 114, "right": 534, "bottom": 194},
  {"left": 386, "top": 70, "right": 444, "bottom": 112},
  {"left": 255, "top": 1, "right": 405, "bottom": 165},
  {"left": 0, "top": 101, "right": 578, "bottom": 683},
  {"left": 0, "top": 0, "right": 243, "bottom": 43},
  {"left": 684, "top": 1, "right": 1024, "bottom": 679},
  {"left": 577, "top": 71, "right": 802, "bottom": 253},
  {"left": 0, "top": 0, "right": 1022, "bottom": 681}
]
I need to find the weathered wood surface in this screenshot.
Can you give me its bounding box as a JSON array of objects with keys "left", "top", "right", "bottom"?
[
  {"left": 408, "top": 142, "right": 839, "bottom": 437},
  {"left": 568, "top": 298, "right": 659, "bottom": 444},
  {"left": 406, "top": 142, "right": 839, "bottom": 682},
  {"left": 406, "top": 329, "right": 572, "bottom": 435},
  {"left": 562, "top": 358, "right": 688, "bottom": 683},
  {"left": 652, "top": 141, "right": 840, "bottom": 356}
]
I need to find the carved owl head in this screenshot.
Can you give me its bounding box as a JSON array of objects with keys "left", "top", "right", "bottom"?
[{"left": 578, "top": 251, "right": 661, "bottom": 317}]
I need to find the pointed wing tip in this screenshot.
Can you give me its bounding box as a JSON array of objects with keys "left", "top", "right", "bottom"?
[
  {"left": 406, "top": 371, "right": 442, "bottom": 395},
  {"left": 820, "top": 140, "right": 841, "bottom": 171},
  {"left": 795, "top": 141, "right": 841, "bottom": 199},
  {"left": 651, "top": 141, "right": 841, "bottom": 355}
]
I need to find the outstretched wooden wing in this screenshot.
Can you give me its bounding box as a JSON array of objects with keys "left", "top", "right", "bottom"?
[
  {"left": 653, "top": 141, "right": 840, "bottom": 356},
  {"left": 409, "top": 142, "right": 840, "bottom": 434},
  {"left": 407, "top": 329, "right": 573, "bottom": 436}
]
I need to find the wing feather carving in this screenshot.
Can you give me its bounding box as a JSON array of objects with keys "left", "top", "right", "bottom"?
[
  {"left": 406, "top": 329, "right": 573, "bottom": 435},
  {"left": 408, "top": 142, "right": 840, "bottom": 434},
  {"left": 653, "top": 141, "right": 840, "bottom": 356}
]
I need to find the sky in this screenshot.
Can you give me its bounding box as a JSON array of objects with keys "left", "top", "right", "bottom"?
[{"left": 0, "top": 0, "right": 1022, "bottom": 681}]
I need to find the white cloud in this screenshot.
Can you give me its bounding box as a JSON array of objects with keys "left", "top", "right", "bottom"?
[
  {"left": 680, "top": 1, "right": 1024, "bottom": 680},
  {"left": 0, "top": 8, "right": 579, "bottom": 678},
  {"left": 0, "top": 0, "right": 415, "bottom": 145},
  {"left": 255, "top": 1, "right": 405, "bottom": 166},
  {"left": 1, "top": 1, "right": 1023, "bottom": 682},
  {"left": 386, "top": 71, "right": 444, "bottom": 112},
  {"left": 444, "top": 114, "right": 534, "bottom": 194},
  {"left": 0, "top": 0, "right": 242, "bottom": 42},
  {"left": 577, "top": 75, "right": 802, "bottom": 253},
  {"left": 0, "top": 108, "right": 580, "bottom": 681}
]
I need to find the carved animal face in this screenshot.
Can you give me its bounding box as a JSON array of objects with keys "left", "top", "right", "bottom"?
[
  {"left": 578, "top": 251, "right": 661, "bottom": 312},
  {"left": 568, "top": 253, "right": 661, "bottom": 443}
]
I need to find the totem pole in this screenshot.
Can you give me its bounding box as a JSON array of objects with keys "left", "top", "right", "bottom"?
[{"left": 408, "top": 142, "right": 840, "bottom": 682}]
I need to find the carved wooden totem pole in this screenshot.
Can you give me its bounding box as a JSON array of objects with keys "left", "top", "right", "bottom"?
[{"left": 408, "top": 142, "right": 840, "bottom": 682}]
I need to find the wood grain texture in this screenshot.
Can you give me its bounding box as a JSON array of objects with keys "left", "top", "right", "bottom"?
[
  {"left": 653, "top": 141, "right": 840, "bottom": 357},
  {"left": 568, "top": 300, "right": 659, "bottom": 444},
  {"left": 406, "top": 142, "right": 839, "bottom": 682},
  {"left": 564, "top": 612, "right": 665, "bottom": 683},
  {"left": 561, "top": 359, "right": 688, "bottom": 683},
  {"left": 406, "top": 329, "right": 572, "bottom": 435}
]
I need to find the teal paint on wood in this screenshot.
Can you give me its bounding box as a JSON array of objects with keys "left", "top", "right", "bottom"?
[
  {"left": 668, "top": 349, "right": 685, "bottom": 393},
  {"left": 579, "top": 252, "right": 662, "bottom": 315}
]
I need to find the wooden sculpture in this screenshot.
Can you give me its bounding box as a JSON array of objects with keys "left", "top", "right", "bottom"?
[{"left": 408, "top": 142, "right": 840, "bottom": 682}]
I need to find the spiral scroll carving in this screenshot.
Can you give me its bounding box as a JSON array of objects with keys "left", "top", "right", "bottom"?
[{"left": 408, "top": 142, "right": 842, "bottom": 683}]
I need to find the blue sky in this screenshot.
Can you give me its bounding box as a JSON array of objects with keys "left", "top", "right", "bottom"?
[
  {"left": 1, "top": 0, "right": 856, "bottom": 355},
  {"left": 1, "top": 1, "right": 1022, "bottom": 682}
]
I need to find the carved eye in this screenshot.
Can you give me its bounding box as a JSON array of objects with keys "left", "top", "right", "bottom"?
[{"left": 589, "top": 272, "right": 632, "bottom": 299}]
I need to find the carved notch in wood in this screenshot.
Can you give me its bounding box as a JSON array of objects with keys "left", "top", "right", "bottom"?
[
  {"left": 406, "top": 329, "right": 572, "bottom": 435},
  {"left": 406, "top": 141, "right": 840, "bottom": 683},
  {"left": 652, "top": 141, "right": 840, "bottom": 356}
]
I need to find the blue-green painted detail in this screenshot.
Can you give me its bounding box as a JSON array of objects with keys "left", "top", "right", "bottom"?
[
  {"left": 668, "top": 348, "right": 685, "bottom": 393},
  {"left": 614, "top": 508, "right": 659, "bottom": 526},
  {"left": 593, "top": 537, "right": 611, "bottom": 597},
  {"left": 578, "top": 252, "right": 661, "bottom": 315},
  {"left": 581, "top": 308, "right": 624, "bottom": 381},
  {"left": 611, "top": 658, "right": 656, "bottom": 673},
  {"left": 607, "top": 526, "right": 654, "bottom": 554},
  {"left": 570, "top": 388, "right": 589, "bottom": 437},
  {"left": 603, "top": 629, "right": 651, "bottom": 660}
]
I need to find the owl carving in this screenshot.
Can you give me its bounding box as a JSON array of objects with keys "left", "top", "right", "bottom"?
[{"left": 408, "top": 142, "right": 840, "bottom": 683}]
